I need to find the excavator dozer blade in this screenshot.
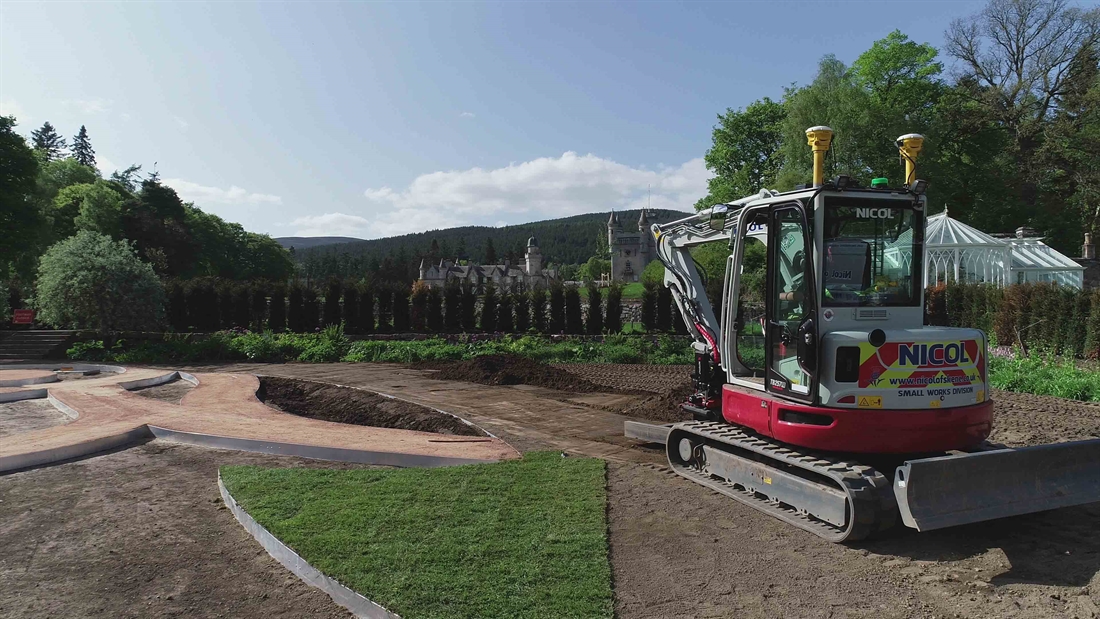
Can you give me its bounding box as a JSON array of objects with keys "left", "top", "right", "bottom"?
[{"left": 894, "top": 438, "right": 1100, "bottom": 532}]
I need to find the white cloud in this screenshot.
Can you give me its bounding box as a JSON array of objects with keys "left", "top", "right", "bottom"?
[
  {"left": 172, "top": 115, "right": 189, "bottom": 129},
  {"left": 163, "top": 178, "right": 282, "bottom": 206},
  {"left": 459, "top": 111, "right": 476, "bottom": 118},
  {"left": 1, "top": 97, "right": 28, "bottom": 122},
  {"left": 356, "top": 152, "right": 708, "bottom": 237},
  {"left": 66, "top": 98, "right": 112, "bottom": 114},
  {"left": 290, "top": 212, "right": 372, "bottom": 237},
  {"left": 97, "top": 156, "right": 119, "bottom": 176}
]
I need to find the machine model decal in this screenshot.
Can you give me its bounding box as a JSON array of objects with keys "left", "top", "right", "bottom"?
[{"left": 858, "top": 340, "right": 984, "bottom": 395}]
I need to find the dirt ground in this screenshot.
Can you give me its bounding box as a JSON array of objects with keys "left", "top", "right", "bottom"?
[
  {"left": 258, "top": 375, "right": 485, "bottom": 436},
  {"left": 0, "top": 441, "right": 364, "bottom": 619},
  {"left": 130, "top": 379, "right": 194, "bottom": 404},
  {"left": 5, "top": 360, "right": 1100, "bottom": 619},
  {"left": 0, "top": 399, "right": 71, "bottom": 438},
  {"left": 417, "top": 354, "right": 633, "bottom": 393}
]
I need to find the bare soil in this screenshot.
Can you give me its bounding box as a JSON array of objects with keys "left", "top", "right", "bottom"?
[
  {"left": 258, "top": 376, "right": 486, "bottom": 436},
  {"left": 0, "top": 399, "right": 71, "bottom": 438},
  {"left": 0, "top": 441, "right": 363, "bottom": 619},
  {"left": 416, "top": 354, "right": 629, "bottom": 393},
  {"left": 129, "top": 379, "right": 195, "bottom": 404},
  {"left": 990, "top": 390, "right": 1100, "bottom": 446}
]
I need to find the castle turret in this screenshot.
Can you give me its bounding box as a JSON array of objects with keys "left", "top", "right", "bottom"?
[
  {"left": 525, "top": 236, "right": 542, "bottom": 276},
  {"left": 419, "top": 258, "right": 427, "bottom": 280}
]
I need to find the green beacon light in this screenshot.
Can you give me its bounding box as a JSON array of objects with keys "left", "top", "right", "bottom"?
[{"left": 871, "top": 177, "right": 889, "bottom": 189}]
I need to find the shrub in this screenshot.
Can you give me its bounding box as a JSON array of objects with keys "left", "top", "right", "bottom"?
[
  {"left": 302, "top": 287, "right": 320, "bottom": 332},
  {"left": 269, "top": 284, "right": 287, "bottom": 333},
  {"left": 497, "top": 291, "right": 514, "bottom": 333},
  {"left": 564, "top": 285, "right": 583, "bottom": 335},
  {"left": 165, "top": 279, "right": 187, "bottom": 331},
  {"left": 360, "top": 287, "right": 375, "bottom": 333},
  {"left": 287, "top": 282, "right": 305, "bottom": 333},
  {"left": 480, "top": 282, "right": 498, "bottom": 332},
  {"left": 185, "top": 278, "right": 219, "bottom": 332},
  {"left": 393, "top": 285, "right": 411, "bottom": 332},
  {"left": 376, "top": 286, "right": 393, "bottom": 333},
  {"left": 250, "top": 284, "right": 267, "bottom": 331},
  {"left": 585, "top": 282, "right": 602, "bottom": 335},
  {"left": 925, "top": 283, "right": 947, "bottom": 326},
  {"left": 343, "top": 284, "right": 360, "bottom": 334},
  {"left": 427, "top": 286, "right": 444, "bottom": 332},
  {"left": 605, "top": 283, "right": 623, "bottom": 334},
  {"left": 0, "top": 280, "right": 8, "bottom": 324},
  {"left": 233, "top": 284, "right": 251, "bottom": 329},
  {"left": 641, "top": 281, "right": 657, "bottom": 331},
  {"left": 322, "top": 279, "right": 342, "bottom": 327},
  {"left": 410, "top": 282, "right": 429, "bottom": 332},
  {"left": 216, "top": 281, "right": 236, "bottom": 329},
  {"left": 460, "top": 283, "right": 477, "bottom": 332},
  {"left": 443, "top": 283, "right": 461, "bottom": 332},
  {"left": 35, "top": 230, "right": 165, "bottom": 332},
  {"left": 1085, "top": 291, "right": 1100, "bottom": 359},
  {"left": 657, "top": 285, "right": 672, "bottom": 332},
  {"left": 549, "top": 282, "right": 565, "bottom": 333},
  {"left": 530, "top": 286, "right": 547, "bottom": 333},
  {"left": 514, "top": 291, "right": 530, "bottom": 333}
]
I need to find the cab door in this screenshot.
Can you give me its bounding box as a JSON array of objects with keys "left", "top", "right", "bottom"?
[{"left": 765, "top": 203, "right": 818, "bottom": 404}]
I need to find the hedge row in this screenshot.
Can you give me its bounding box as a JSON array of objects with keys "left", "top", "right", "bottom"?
[
  {"left": 926, "top": 282, "right": 1100, "bottom": 358},
  {"left": 164, "top": 278, "right": 684, "bottom": 335}
]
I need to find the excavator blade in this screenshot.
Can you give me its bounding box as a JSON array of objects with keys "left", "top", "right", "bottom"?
[{"left": 894, "top": 438, "right": 1100, "bottom": 531}]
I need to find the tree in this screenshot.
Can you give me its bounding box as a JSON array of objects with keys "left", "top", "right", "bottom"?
[
  {"left": 564, "top": 285, "right": 584, "bottom": 334},
  {"left": 287, "top": 282, "right": 305, "bottom": 332},
  {"left": 531, "top": 286, "right": 547, "bottom": 333},
  {"left": 578, "top": 256, "right": 611, "bottom": 282},
  {"left": 497, "top": 290, "right": 514, "bottom": 333},
  {"left": 696, "top": 98, "right": 787, "bottom": 209},
  {"left": 31, "top": 121, "right": 66, "bottom": 161},
  {"left": 443, "top": 282, "right": 461, "bottom": 332},
  {"left": 110, "top": 164, "right": 142, "bottom": 193},
  {"left": 323, "top": 279, "right": 342, "bottom": 326},
  {"left": 71, "top": 125, "right": 95, "bottom": 167},
  {"left": 269, "top": 283, "right": 287, "bottom": 333},
  {"left": 484, "top": 237, "right": 497, "bottom": 264},
  {"left": 410, "top": 281, "right": 429, "bottom": 332},
  {"left": 585, "top": 282, "right": 603, "bottom": 334},
  {"left": 514, "top": 290, "right": 530, "bottom": 332},
  {"left": 35, "top": 231, "right": 165, "bottom": 331},
  {"left": 549, "top": 281, "right": 565, "bottom": 333},
  {"left": 427, "top": 286, "right": 444, "bottom": 332},
  {"left": 480, "top": 281, "right": 498, "bottom": 332},
  {"left": 0, "top": 116, "right": 42, "bottom": 278},
  {"left": 51, "top": 181, "right": 125, "bottom": 241},
  {"left": 605, "top": 282, "right": 623, "bottom": 334}
]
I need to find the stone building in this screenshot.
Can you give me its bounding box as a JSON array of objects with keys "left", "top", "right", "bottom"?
[
  {"left": 418, "top": 236, "right": 557, "bottom": 291},
  {"left": 608, "top": 210, "right": 657, "bottom": 282}
]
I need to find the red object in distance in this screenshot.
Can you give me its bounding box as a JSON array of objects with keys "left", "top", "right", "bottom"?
[{"left": 12, "top": 309, "right": 34, "bottom": 325}]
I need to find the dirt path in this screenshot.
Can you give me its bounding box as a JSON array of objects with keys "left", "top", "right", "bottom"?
[
  {"left": 0, "top": 441, "right": 364, "bottom": 619},
  {"left": 181, "top": 362, "right": 1100, "bottom": 619},
  {"left": 0, "top": 400, "right": 71, "bottom": 439}
]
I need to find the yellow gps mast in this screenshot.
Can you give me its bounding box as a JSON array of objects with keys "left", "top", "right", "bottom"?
[
  {"left": 805, "top": 126, "right": 833, "bottom": 187},
  {"left": 896, "top": 133, "right": 924, "bottom": 185}
]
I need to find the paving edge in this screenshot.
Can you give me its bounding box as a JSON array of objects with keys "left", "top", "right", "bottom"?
[
  {"left": 148, "top": 426, "right": 495, "bottom": 467},
  {"left": 218, "top": 473, "right": 401, "bottom": 619},
  {"left": 0, "top": 425, "right": 153, "bottom": 473}
]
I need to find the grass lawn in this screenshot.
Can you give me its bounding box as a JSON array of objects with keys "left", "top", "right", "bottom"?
[
  {"left": 576, "top": 282, "right": 644, "bottom": 299},
  {"left": 220, "top": 452, "right": 613, "bottom": 619}
]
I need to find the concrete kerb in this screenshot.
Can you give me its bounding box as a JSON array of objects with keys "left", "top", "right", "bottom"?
[
  {"left": 218, "top": 474, "right": 401, "bottom": 619},
  {"left": 0, "top": 426, "right": 153, "bottom": 474}
]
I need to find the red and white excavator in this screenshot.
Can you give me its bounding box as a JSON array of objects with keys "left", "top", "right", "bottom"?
[{"left": 625, "top": 127, "right": 1100, "bottom": 542}]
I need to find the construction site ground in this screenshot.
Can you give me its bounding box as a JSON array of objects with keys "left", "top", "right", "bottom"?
[{"left": 2, "top": 361, "right": 1099, "bottom": 618}]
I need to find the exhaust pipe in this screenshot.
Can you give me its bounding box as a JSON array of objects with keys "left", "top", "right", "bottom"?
[{"left": 896, "top": 133, "right": 924, "bottom": 185}]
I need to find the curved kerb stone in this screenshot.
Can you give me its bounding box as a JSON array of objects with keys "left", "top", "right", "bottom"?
[{"left": 218, "top": 474, "right": 401, "bottom": 619}]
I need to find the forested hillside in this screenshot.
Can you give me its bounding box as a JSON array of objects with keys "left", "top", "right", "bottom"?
[
  {"left": 275, "top": 236, "right": 363, "bottom": 250},
  {"left": 293, "top": 209, "right": 688, "bottom": 283}
]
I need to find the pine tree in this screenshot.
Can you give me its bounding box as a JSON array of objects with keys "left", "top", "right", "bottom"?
[
  {"left": 71, "top": 125, "right": 96, "bottom": 167},
  {"left": 484, "top": 237, "right": 497, "bottom": 264},
  {"left": 31, "top": 121, "right": 66, "bottom": 161}
]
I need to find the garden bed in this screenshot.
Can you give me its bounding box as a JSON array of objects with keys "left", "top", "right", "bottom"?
[
  {"left": 257, "top": 376, "right": 486, "bottom": 437},
  {"left": 414, "top": 354, "right": 619, "bottom": 392}
]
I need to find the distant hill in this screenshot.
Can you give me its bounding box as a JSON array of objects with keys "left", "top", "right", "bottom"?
[
  {"left": 275, "top": 236, "right": 363, "bottom": 250},
  {"left": 294, "top": 209, "right": 690, "bottom": 268}
]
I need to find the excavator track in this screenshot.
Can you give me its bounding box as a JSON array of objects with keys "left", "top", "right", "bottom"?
[{"left": 666, "top": 421, "right": 897, "bottom": 542}]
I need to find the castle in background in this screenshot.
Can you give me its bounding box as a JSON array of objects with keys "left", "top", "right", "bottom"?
[
  {"left": 608, "top": 210, "right": 657, "bottom": 282},
  {"left": 418, "top": 236, "right": 557, "bottom": 291}
]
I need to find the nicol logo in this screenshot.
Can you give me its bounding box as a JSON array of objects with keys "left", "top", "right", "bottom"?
[
  {"left": 898, "top": 342, "right": 970, "bottom": 367},
  {"left": 855, "top": 207, "right": 893, "bottom": 219}
]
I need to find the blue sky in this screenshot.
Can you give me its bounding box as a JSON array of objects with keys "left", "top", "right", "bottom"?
[{"left": 2, "top": 1, "right": 985, "bottom": 239}]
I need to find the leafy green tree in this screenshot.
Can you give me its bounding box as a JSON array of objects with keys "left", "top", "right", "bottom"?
[
  {"left": 35, "top": 157, "right": 98, "bottom": 211},
  {"left": 696, "top": 97, "right": 787, "bottom": 209},
  {"left": 31, "top": 121, "right": 66, "bottom": 161},
  {"left": 110, "top": 164, "right": 142, "bottom": 193},
  {"left": 71, "top": 125, "right": 95, "bottom": 167},
  {"left": 0, "top": 116, "right": 43, "bottom": 279},
  {"left": 35, "top": 231, "right": 165, "bottom": 331},
  {"left": 121, "top": 179, "right": 197, "bottom": 276},
  {"left": 484, "top": 237, "right": 497, "bottom": 264},
  {"left": 578, "top": 256, "right": 611, "bottom": 282},
  {"left": 51, "top": 181, "right": 126, "bottom": 241}
]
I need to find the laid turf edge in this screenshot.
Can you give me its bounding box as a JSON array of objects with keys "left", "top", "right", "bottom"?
[{"left": 219, "top": 452, "right": 613, "bottom": 619}]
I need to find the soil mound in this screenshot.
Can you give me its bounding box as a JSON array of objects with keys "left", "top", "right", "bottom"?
[
  {"left": 257, "top": 376, "right": 485, "bottom": 437},
  {"left": 415, "top": 355, "right": 611, "bottom": 393},
  {"left": 620, "top": 380, "right": 696, "bottom": 423}
]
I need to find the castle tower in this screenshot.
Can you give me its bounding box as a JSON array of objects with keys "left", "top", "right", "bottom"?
[
  {"left": 419, "top": 258, "right": 427, "bottom": 280},
  {"left": 525, "top": 236, "right": 542, "bottom": 275}
]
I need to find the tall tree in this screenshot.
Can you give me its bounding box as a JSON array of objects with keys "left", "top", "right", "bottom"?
[
  {"left": 696, "top": 97, "right": 787, "bottom": 209},
  {"left": 110, "top": 164, "right": 143, "bottom": 193},
  {"left": 484, "top": 237, "right": 497, "bottom": 264},
  {"left": 31, "top": 121, "right": 66, "bottom": 161},
  {"left": 0, "top": 116, "right": 43, "bottom": 278},
  {"left": 71, "top": 125, "right": 96, "bottom": 167}
]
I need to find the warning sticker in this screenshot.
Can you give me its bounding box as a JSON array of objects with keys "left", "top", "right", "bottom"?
[{"left": 857, "top": 396, "right": 883, "bottom": 409}]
